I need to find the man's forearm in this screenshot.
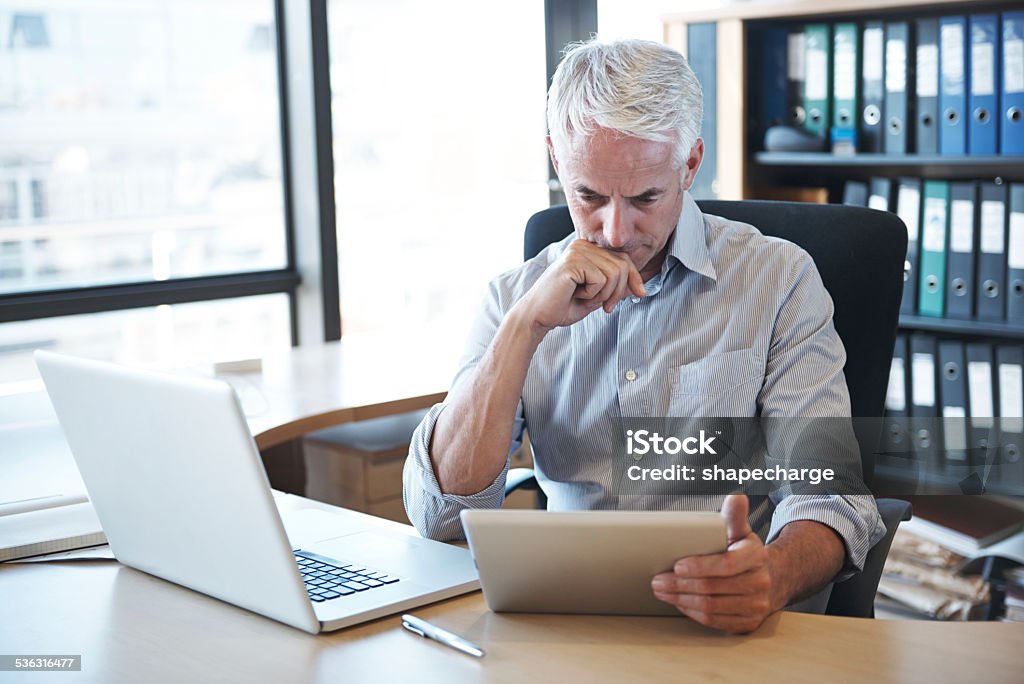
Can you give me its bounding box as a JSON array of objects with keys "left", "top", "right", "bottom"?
[
  {"left": 765, "top": 520, "right": 845, "bottom": 611},
  {"left": 429, "top": 239, "right": 644, "bottom": 496},
  {"left": 430, "top": 307, "right": 547, "bottom": 495}
]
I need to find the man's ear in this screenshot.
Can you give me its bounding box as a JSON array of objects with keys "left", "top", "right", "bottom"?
[
  {"left": 681, "top": 138, "right": 705, "bottom": 192},
  {"left": 546, "top": 136, "right": 560, "bottom": 176}
]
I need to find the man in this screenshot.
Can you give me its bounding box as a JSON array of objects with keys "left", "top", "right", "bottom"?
[{"left": 403, "top": 38, "right": 885, "bottom": 634}]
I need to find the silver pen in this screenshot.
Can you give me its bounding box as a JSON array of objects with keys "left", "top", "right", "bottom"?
[{"left": 401, "top": 614, "right": 485, "bottom": 658}]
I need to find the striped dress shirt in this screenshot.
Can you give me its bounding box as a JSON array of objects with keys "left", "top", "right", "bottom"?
[{"left": 404, "top": 191, "right": 886, "bottom": 576}]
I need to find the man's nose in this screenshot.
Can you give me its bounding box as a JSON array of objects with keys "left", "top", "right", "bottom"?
[{"left": 601, "top": 200, "right": 633, "bottom": 249}]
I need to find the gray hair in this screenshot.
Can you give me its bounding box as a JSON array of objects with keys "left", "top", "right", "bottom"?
[{"left": 546, "top": 37, "right": 703, "bottom": 170}]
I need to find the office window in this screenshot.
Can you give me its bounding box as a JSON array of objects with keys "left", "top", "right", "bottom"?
[
  {"left": 596, "top": 0, "right": 731, "bottom": 40},
  {"left": 0, "top": 0, "right": 288, "bottom": 295},
  {"left": 29, "top": 179, "right": 45, "bottom": 219},
  {"left": 326, "top": 0, "right": 549, "bottom": 339},
  {"left": 7, "top": 12, "right": 48, "bottom": 48},
  {"left": 0, "top": 181, "right": 15, "bottom": 221},
  {"left": 0, "top": 293, "right": 291, "bottom": 392}
]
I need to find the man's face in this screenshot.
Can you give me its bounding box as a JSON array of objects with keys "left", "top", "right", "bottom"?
[{"left": 548, "top": 128, "right": 703, "bottom": 282}]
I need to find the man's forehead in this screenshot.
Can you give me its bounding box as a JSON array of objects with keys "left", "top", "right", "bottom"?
[
  {"left": 559, "top": 131, "right": 679, "bottom": 190},
  {"left": 564, "top": 129, "right": 673, "bottom": 158}
]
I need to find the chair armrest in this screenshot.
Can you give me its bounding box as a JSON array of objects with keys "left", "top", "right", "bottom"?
[
  {"left": 825, "top": 498, "right": 913, "bottom": 618},
  {"left": 878, "top": 497, "right": 914, "bottom": 524}
]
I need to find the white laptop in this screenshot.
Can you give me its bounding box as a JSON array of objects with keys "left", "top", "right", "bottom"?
[
  {"left": 35, "top": 350, "right": 479, "bottom": 634},
  {"left": 461, "top": 509, "right": 726, "bottom": 616}
]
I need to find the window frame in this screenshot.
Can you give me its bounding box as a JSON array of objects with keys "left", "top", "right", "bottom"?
[{"left": 0, "top": 0, "right": 333, "bottom": 347}]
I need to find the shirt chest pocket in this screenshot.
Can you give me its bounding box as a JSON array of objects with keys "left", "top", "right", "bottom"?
[{"left": 666, "top": 349, "right": 764, "bottom": 417}]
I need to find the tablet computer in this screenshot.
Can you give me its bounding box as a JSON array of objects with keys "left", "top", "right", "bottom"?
[{"left": 460, "top": 510, "right": 727, "bottom": 616}]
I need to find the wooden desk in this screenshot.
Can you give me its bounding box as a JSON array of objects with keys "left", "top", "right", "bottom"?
[
  {"left": 1, "top": 338, "right": 454, "bottom": 508},
  {"left": 3, "top": 337, "right": 453, "bottom": 447},
  {"left": 2, "top": 496, "right": 1021, "bottom": 683},
  {"left": 231, "top": 338, "right": 452, "bottom": 450}
]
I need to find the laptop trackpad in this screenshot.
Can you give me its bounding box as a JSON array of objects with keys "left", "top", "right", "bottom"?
[
  {"left": 311, "top": 531, "right": 476, "bottom": 586},
  {"left": 280, "top": 509, "right": 367, "bottom": 548}
]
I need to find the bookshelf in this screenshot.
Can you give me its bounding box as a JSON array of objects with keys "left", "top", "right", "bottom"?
[
  {"left": 663, "top": 0, "right": 1024, "bottom": 503},
  {"left": 899, "top": 314, "right": 1024, "bottom": 340},
  {"left": 662, "top": 0, "right": 1024, "bottom": 323},
  {"left": 753, "top": 152, "right": 1022, "bottom": 174},
  {"left": 663, "top": 0, "right": 1022, "bottom": 200}
]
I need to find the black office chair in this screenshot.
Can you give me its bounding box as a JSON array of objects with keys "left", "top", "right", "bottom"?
[{"left": 506, "top": 200, "right": 913, "bottom": 618}]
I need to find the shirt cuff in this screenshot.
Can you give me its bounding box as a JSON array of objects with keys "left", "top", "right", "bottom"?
[
  {"left": 402, "top": 402, "right": 510, "bottom": 541},
  {"left": 766, "top": 495, "right": 886, "bottom": 582}
]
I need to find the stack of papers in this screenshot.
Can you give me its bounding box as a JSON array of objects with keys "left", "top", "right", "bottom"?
[
  {"left": 878, "top": 527, "right": 990, "bottom": 620},
  {"left": 901, "top": 496, "right": 1024, "bottom": 557}
]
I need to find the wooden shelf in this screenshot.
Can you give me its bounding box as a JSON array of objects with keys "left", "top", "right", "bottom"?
[
  {"left": 662, "top": 0, "right": 1006, "bottom": 199},
  {"left": 663, "top": 0, "right": 985, "bottom": 25},
  {"left": 874, "top": 463, "right": 1023, "bottom": 497},
  {"left": 899, "top": 315, "right": 1024, "bottom": 341},
  {"left": 753, "top": 153, "right": 1024, "bottom": 179}
]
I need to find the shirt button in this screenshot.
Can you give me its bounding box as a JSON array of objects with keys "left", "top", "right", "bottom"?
[
  {"left": 625, "top": 370, "right": 637, "bottom": 382},
  {"left": 630, "top": 296, "right": 641, "bottom": 304}
]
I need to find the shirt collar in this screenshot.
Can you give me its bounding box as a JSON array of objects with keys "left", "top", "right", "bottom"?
[{"left": 654, "top": 191, "right": 717, "bottom": 289}]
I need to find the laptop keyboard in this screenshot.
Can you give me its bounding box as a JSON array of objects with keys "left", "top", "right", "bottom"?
[{"left": 294, "top": 550, "right": 400, "bottom": 603}]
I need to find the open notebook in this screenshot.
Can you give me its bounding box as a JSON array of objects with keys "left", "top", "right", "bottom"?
[{"left": 0, "top": 499, "right": 105, "bottom": 562}]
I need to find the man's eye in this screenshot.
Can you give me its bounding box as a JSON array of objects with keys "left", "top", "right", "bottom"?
[
  {"left": 633, "top": 196, "right": 657, "bottom": 205},
  {"left": 578, "top": 193, "right": 600, "bottom": 202}
]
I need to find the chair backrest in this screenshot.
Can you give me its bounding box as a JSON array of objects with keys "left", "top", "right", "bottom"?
[{"left": 523, "top": 200, "right": 908, "bottom": 486}]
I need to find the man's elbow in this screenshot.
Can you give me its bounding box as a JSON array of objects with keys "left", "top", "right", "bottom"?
[
  {"left": 414, "top": 516, "right": 464, "bottom": 543},
  {"left": 402, "top": 490, "right": 465, "bottom": 542}
]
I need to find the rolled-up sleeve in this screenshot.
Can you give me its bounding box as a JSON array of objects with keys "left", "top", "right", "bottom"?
[
  {"left": 767, "top": 495, "right": 886, "bottom": 578},
  {"left": 760, "top": 249, "right": 886, "bottom": 576},
  {"left": 402, "top": 278, "right": 527, "bottom": 541},
  {"left": 403, "top": 401, "right": 521, "bottom": 540}
]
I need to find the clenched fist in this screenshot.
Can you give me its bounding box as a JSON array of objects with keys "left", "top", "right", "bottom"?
[{"left": 513, "top": 239, "right": 647, "bottom": 333}]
